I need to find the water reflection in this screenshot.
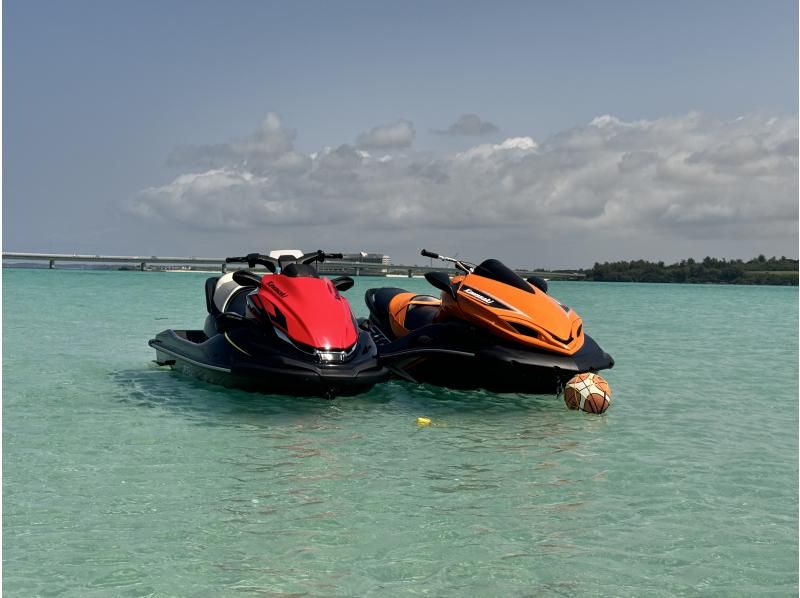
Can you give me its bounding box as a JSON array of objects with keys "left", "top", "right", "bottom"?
[{"left": 110, "top": 363, "right": 585, "bottom": 425}]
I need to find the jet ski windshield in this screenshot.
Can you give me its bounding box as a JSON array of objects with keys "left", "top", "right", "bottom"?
[
  {"left": 473, "top": 259, "right": 534, "bottom": 294},
  {"left": 282, "top": 263, "right": 319, "bottom": 278}
]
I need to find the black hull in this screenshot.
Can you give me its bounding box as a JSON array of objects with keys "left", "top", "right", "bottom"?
[
  {"left": 365, "top": 319, "right": 614, "bottom": 395},
  {"left": 149, "top": 329, "right": 388, "bottom": 398}
]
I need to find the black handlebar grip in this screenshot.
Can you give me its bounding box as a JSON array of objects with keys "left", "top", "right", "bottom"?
[
  {"left": 326, "top": 253, "right": 344, "bottom": 259},
  {"left": 225, "top": 256, "right": 247, "bottom": 263},
  {"left": 420, "top": 249, "right": 439, "bottom": 259}
]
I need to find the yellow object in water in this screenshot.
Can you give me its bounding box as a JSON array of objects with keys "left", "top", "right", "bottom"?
[{"left": 416, "top": 417, "right": 432, "bottom": 427}]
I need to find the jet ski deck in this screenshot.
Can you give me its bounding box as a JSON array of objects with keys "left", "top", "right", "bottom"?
[
  {"left": 150, "top": 328, "right": 387, "bottom": 398},
  {"left": 362, "top": 318, "right": 613, "bottom": 394}
]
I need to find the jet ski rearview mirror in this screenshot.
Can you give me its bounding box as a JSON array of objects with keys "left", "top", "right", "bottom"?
[
  {"left": 331, "top": 276, "right": 354, "bottom": 292},
  {"left": 233, "top": 270, "right": 264, "bottom": 288},
  {"left": 425, "top": 271, "right": 457, "bottom": 300},
  {"left": 526, "top": 275, "right": 548, "bottom": 294}
]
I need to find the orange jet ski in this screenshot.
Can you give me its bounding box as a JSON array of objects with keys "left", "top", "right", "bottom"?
[{"left": 363, "top": 249, "right": 614, "bottom": 394}]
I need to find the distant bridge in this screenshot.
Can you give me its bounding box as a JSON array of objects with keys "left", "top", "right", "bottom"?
[
  {"left": 3, "top": 252, "right": 226, "bottom": 271},
  {"left": 1, "top": 252, "right": 585, "bottom": 280}
]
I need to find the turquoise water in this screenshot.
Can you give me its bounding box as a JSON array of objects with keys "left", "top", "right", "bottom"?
[{"left": 3, "top": 269, "right": 798, "bottom": 596}]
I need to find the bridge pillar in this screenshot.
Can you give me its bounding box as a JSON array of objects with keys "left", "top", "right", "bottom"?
[
  {"left": 49, "top": 259, "right": 55, "bottom": 269},
  {"left": 221, "top": 262, "right": 227, "bottom": 273},
  {"left": 356, "top": 267, "right": 360, "bottom": 276},
  {"left": 140, "top": 262, "right": 146, "bottom": 271},
  {"left": 408, "top": 269, "right": 412, "bottom": 278}
]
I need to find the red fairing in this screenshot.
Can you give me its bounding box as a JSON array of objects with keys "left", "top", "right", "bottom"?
[{"left": 256, "top": 275, "right": 358, "bottom": 350}]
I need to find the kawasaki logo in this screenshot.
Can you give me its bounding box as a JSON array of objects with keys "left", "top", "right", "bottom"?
[
  {"left": 462, "top": 287, "right": 495, "bottom": 305},
  {"left": 267, "top": 280, "right": 288, "bottom": 298}
]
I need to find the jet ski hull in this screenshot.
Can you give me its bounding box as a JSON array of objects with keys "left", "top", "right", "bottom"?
[
  {"left": 149, "top": 328, "right": 389, "bottom": 398},
  {"left": 364, "top": 319, "right": 614, "bottom": 394}
]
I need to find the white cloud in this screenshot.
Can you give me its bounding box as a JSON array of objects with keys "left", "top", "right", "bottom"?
[
  {"left": 167, "top": 112, "right": 300, "bottom": 175},
  {"left": 432, "top": 113, "right": 500, "bottom": 136},
  {"left": 457, "top": 136, "right": 538, "bottom": 161},
  {"left": 355, "top": 120, "right": 415, "bottom": 149},
  {"left": 130, "top": 112, "right": 798, "bottom": 261}
]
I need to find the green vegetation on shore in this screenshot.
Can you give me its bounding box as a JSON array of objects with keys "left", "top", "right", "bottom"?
[{"left": 578, "top": 255, "right": 798, "bottom": 285}]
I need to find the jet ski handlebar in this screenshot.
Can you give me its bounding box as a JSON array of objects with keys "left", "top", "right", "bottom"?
[
  {"left": 225, "top": 251, "right": 345, "bottom": 270},
  {"left": 225, "top": 253, "right": 280, "bottom": 271},
  {"left": 298, "top": 251, "right": 344, "bottom": 264},
  {"left": 420, "top": 249, "right": 474, "bottom": 273}
]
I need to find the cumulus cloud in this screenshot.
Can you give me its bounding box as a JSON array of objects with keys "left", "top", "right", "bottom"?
[
  {"left": 167, "top": 112, "right": 301, "bottom": 175},
  {"left": 130, "top": 111, "right": 798, "bottom": 260},
  {"left": 432, "top": 113, "right": 499, "bottom": 136},
  {"left": 355, "top": 120, "right": 415, "bottom": 149}
]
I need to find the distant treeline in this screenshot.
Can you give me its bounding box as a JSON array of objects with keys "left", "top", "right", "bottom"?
[{"left": 577, "top": 255, "right": 798, "bottom": 285}]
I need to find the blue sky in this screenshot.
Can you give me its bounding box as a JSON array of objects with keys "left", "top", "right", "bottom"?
[{"left": 4, "top": 0, "right": 798, "bottom": 267}]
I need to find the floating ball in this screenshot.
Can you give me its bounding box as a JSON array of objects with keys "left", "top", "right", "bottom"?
[{"left": 563, "top": 373, "right": 612, "bottom": 414}]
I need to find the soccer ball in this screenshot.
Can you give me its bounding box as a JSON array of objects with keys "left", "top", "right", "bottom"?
[{"left": 563, "top": 373, "right": 612, "bottom": 414}]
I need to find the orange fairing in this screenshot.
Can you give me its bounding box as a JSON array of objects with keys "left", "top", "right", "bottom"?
[{"left": 442, "top": 273, "right": 585, "bottom": 355}]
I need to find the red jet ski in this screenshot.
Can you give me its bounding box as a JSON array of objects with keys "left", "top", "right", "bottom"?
[{"left": 149, "top": 250, "right": 388, "bottom": 398}]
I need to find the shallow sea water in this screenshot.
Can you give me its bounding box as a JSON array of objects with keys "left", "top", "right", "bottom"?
[{"left": 3, "top": 269, "right": 798, "bottom": 596}]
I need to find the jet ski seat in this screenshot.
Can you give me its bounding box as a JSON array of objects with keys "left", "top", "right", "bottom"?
[
  {"left": 366, "top": 287, "right": 406, "bottom": 318},
  {"left": 205, "top": 277, "right": 221, "bottom": 316},
  {"left": 365, "top": 287, "right": 407, "bottom": 333},
  {"left": 404, "top": 296, "right": 440, "bottom": 331},
  {"left": 225, "top": 287, "right": 252, "bottom": 315}
]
